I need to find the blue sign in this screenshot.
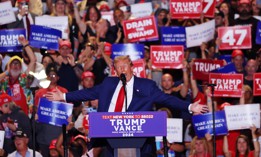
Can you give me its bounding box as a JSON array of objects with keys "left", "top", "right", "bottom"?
[
  {"left": 211, "top": 63, "right": 236, "bottom": 74},
  {"left": 218, "top": 55, "right": 232, "bottom": 64},
  {"left": 256, "top": 21, "right": 261, "bottom": 44},
  {"left": 89, "top": 112, "right": 167, "bottom": 138},
  {"left": 192, "top": 111, "right": 228, "bottom": 138},
  {"left": 0, "top": 28, "right": 25, "bottom": 52},
  {"left": 37, "top": 98, "right": 73, "bottom": 127},
  {"left": 29, "top": 25, "right": 62, "bottom": 50},
  {"left": 111, "top": 44, "right": 144, "bottom": 61},
  {"left": 161, "top": 26, "right": 186, "bottom": 47}
]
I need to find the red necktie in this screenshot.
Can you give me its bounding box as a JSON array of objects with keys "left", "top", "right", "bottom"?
[
  {"left": 114, "top": 86, "right": 125, "bottom": 112},
  {"left": 25, "top": 14, "right": 31, "bottom": 39}
]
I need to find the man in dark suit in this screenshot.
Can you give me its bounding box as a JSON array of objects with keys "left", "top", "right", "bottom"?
[
  {"left": 7, "top": 0, "right": 36, "bottom": 39},
  {"left": 46, "top": 55, "right": 208, "bottom": 156}
]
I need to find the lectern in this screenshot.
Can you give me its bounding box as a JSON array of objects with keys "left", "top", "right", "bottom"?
[{"left": 89, "top": 111, "right": 167, "bottom": 157}]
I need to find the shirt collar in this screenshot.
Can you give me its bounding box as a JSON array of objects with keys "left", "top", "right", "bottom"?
[{"left": 126, "top": 75, "right": 134, "bottom": 87}]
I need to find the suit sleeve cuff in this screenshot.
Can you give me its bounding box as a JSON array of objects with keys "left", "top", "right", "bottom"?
[
  {"left": 188, "top": 104, "right": 193, "bottom": 114},
  {"left": 17, "top": 14, "right": 23, "bottom": 20},
  {"left": 63, "top": 93, "right": 66, "bottom": 101}
]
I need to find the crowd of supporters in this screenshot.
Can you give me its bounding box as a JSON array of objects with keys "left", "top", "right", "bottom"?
[{"left": 0, "top": 0, "right": 261, "bottom": 156}]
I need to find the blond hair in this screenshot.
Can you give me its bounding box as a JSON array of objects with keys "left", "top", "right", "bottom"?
[
  {"left": 113, "top": 55, "right": 133, "bottom": 67},
  {"left": 190, "top": 136, "right": 209, "bottom": 156}
]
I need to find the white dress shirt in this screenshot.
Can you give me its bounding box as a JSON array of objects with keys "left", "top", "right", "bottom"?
[{"left": 108, "top": 76, "right": 134, "bottom": 112}]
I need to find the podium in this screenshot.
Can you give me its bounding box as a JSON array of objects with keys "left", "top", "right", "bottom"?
[{"left": 89, "top": 112, "right": 167, "bottom": 157}]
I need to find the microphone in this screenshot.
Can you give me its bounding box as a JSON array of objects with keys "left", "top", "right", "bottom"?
[{"left": 120, "top": 73, "right": 126, "bottom": 85}]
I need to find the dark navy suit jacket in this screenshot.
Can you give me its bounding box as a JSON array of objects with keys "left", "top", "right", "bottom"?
[
  {"left": 66, "top": 76, "right": 190, "bottom": 112},
  {"left": 66, "top": 76, "right": 190, "bottom": 156}
]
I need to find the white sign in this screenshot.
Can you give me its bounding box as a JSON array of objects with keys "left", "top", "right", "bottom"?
[
  {"left": 0, "top": 130, "right": 4, "bottom": 149},
  {"left": 156, "top": 118, "right": 183, "bottom": 143},
  {"left": 101, "top": 11, "right": 115, "bottom": 26},
  {"left": 0, "top": 1, "right": 16, "bottom": 25},
  {"left": 121, "top": 2, "right": 153, "bottom": 18},
  {"left": 108, "top": 0, "right": 135, "bottom": 9},
  {"left": 186, "top": 20, "right": 215, "bottom": 48},
  {"left": 35, "top": 15, "right": 69, "bottom": 39},
  {"left": 225, "top": 104, "right": 260, "bottom": 130}
]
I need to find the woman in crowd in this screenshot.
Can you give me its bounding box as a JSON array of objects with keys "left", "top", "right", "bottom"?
[
  {"left": 41, "top": 54, "right": 55, "bottom": 69},
  {"left": 0, "top": 93, "right": 32, "bottom": 154},
  {"left": 189, "top": 134, "right": 213, "bottom": 157},
  {"left": 223, "top": 126, "right": 260, "bottom": 157},
  {"left": 218, "top": 1, "right": 235, "bottom": 26}
]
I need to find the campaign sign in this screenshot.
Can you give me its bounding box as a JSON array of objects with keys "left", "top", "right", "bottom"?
[
  {"left": 123, "top": 16, "right": 158, "bottom": 42},
  {"left": 225, "top": 104, "right": 260, "bottom": 130},
  {"left": 37, "top": 98, "right": 73, "bottom": 127},
  {"left": 186, "top": 20, "right": 215, "bottom": 48},
  {"left": 101, "top": 11, "right": 115, "bottom": 26},
  {"left": 0, "top": 1, "right": 16, "bottom": 25},
  {"left": 218, "top": 55, "right": 232, "bottom": 64},
  {"left": 254, "top": 73, "right": 261, "bottom": 96},
  {"left": 0, "top": 29, "right": 25, "bottom": 52},
  {"left": 29, "top": 25, "right": 62, "bottom": 50},
  {"left": 150, "top": 45, "right": 184, "bottom": 69},
  {"left": 89, "top": 112, "right": 167, "bottom": 138},
  {"left": 111, "top": 44, "right": 144, "bottom": 61},
  {"left": 35, "top": 15, "right": 68, "bottom": 39},
  {"left": 211, "top": 63, "right": 236, "bottom": 74},
  {"left": 110, "top": 59, "right": 146, "bottom": 78},
  {"left": 169, "top": 0, "right": 202, "bottom": 19},
  {"left": 192, "top": 111, "right": 228, "bottom": 138},
  {"left": 256, "top": 21, "right": 261, "bottom": 44},
  {"left": 121, "top": 2, "right": 153, "bottom": 18},
  {"left": 202, "top": 0, "right": 216, "bottom": 18},
  {"left": 193, "top": 59, "right": 224, "bottom": 81},
  {"left": 218, "top": 26, "right": 252, "bottom": 50},
  {"left": 161, "top": 26, "right": 186, "bottom": 46},
  {"left": 132, "top": 59, "right": 146, "bottom": 78},
  {"left": 209, "top": 73, "right": 243, "bottom": 97},
  {"left": 156, "top": 118, "right": 183, "bottom": 143}
]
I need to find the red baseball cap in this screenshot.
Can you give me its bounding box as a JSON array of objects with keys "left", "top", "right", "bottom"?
[
  {"left": 49, "top": 139, "right": 57, "bottom": 149},
  {"left": 17, "top": 0, "right": 29, "bottom": 3},
  {"left": 74, "top": 135, "right": 88, "bottom": 143},
  {"left": 231, "top": 49, "right": 244, "bottom": 58},
  {"left": 219, "top": 102, "right": 231, "bottom": 110},
  {"left": 81, "top": 71, "right": 95, "bottom": 80},
  {"left": 116, "top": 0, "right": 129, "bottom": 8},
  {"left": 238, "top": 0, "right": 250, "bottom": 4},
  {"left": 0, "top": 93, "right": 12, "bottom": 107},
  {"left": 59, "top": 40, "right": 71, "bottom": 49},
  {"left": 99, "top": 4, "right": 110, "bottom": 11}
]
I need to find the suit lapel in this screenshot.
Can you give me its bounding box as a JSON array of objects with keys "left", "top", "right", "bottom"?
[
  {"left": 103, "top": 78, "right": 119, "bottom": 111},
  {"left": 128, "top": 76, "right": 141, "bottom": 111}
]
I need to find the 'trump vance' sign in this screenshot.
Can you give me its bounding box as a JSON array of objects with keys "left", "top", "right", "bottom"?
[
  {"left": 209, "top": 73, "right": 243, "bottom": 97},
  {"left": 89, "top": 112, "right": 167, "bottom": 138},
  {"left": 169, "top": 0, "right": 202, "bottom": 19},
  {"left": 150, "top": 45, "right": 184, "bottom": 69}
]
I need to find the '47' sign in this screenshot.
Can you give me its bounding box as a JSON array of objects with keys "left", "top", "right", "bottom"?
[
  {"left": 203, "top": 0, "right": 216, "bottom": 18},
  {"left": 218, "top": 25, "right": 252, "bottom": 50}
]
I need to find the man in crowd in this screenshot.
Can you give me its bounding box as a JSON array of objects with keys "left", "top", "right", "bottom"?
[
  {"left": 8, "top": 129, "right": 42, "bottom": 157},
  {"left": 0, "top": 36, "right": 35, "bottom": 115},
  {"left": 56, "top": 40, "right": 83, "bottom": 92}
]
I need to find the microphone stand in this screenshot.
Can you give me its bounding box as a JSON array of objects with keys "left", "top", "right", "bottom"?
[
  {"left": 62, "top": 124, "right": 68, "bottom": 157},
  {"left": 30, "top": 87, "right": 39, "bottom": 157},
  {"left": 209, "top": 84, "right": 216, "bottom": 157},
  {"left": 123, "top": 82, "right": 127, "bottom": 112},
  {"left": 163, "top": 136, "right": 168, "bottom": 157}
]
